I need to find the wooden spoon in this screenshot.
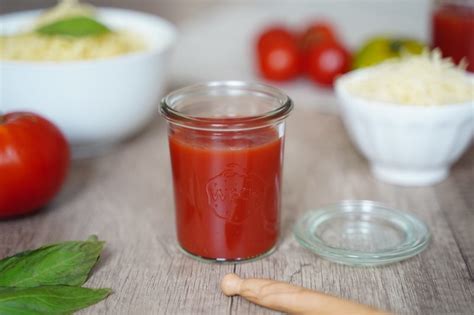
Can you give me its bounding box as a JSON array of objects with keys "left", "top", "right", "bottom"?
[{"left": 221, "top": 273, "right": 390, "bottom": 315}]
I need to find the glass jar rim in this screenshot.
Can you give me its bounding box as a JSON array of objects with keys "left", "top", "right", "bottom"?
[{"left": 160, "top": 81, "right": 293, "bottom": 131}]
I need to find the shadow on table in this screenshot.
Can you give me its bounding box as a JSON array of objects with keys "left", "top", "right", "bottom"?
[{"left": 49, "top": 160, "right": 98, "bottom": 210}]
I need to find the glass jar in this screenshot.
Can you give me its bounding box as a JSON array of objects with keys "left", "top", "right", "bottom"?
[
  {"left": 432, "top": 0, "right": 474, "bottom": 72},
  {"left": 160, "top": 81, "right": 293, "bottom": 262}
]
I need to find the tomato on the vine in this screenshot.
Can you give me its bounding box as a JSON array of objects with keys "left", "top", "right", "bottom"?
[
  {"left": 305, "top": 40, "right": 351, "bottom": 87},
  {"left": 300, "top": 22, "right": 337, "bottom": 52},
  {"left": 255, "top": 22, "right": 352, "bottom": 87},
  {"left": 0, "top": 112, "right": 70, "bottom": 218},
  {"left": 256, "top": 27, "right": 301, "bottom": 81}
]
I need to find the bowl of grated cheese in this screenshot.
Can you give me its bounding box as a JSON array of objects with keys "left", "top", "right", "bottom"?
[
  {"left": 335, "top": 51, "right": 474, "bottom": 186},
  {"left": 0, "top": 1, "right": 177, "bottom": 158}
]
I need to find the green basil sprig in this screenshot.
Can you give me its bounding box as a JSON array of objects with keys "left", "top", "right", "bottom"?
[
  {"left": 36, "top": 16, "right": 111, "bottom": 37},
  {"left": 0, "top": 236, "right": 103, "bottom": 287},
  {"left": 0, "top": 286, "right": 111, "bottom": 315},
  {"left": 0, "top": 236, "right": 111, "bottom": 314}
]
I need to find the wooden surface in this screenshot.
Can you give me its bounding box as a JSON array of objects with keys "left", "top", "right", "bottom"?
[
  {"left": 0, "top": 109, "right": 473, "bottom": 314},
  {"left": 1, "top": 1, "right": 474, "bottom": 314}
]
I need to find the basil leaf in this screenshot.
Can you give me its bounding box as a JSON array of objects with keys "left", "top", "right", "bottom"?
[
  {"left": 0, "top": 286, "right": 111, "bottom": 315},
  {"left": 0, "top": 238, "right": 104, "bottom": 287},
  {"left": 36, "top": 16, "right": 110, "bottom": 37}
]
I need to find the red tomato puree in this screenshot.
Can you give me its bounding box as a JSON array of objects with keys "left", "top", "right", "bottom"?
[{"left": 169, "top": 126, "right": 283, "bottom": 260}]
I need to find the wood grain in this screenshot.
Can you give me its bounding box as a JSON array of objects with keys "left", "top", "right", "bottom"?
[
  {"left": 1, "top": 1, "right": 473, "bottom": 314},
  {"left": 1, "top": 109, "right": 473, "bottom": 315}
]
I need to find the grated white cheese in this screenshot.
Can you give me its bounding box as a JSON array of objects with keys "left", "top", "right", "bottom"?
[{"left": 345, "top": 50, "right": 474, "bottom": 106}]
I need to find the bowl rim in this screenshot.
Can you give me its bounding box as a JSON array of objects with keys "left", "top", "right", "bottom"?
[
  {"left": 0, "top": 7, "right": 178, "bottom": 67},
  {"left": 335, "top": 67, "right": 474, "bottom": 110}
]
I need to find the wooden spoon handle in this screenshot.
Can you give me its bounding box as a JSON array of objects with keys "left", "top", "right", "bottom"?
[{"left": 221, "top": 273, "right": 389, "bottom": 315}]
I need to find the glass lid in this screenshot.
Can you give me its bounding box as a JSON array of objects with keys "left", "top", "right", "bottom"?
[{"left": 294, "top": 200, "right": 431, "bottom": 266}]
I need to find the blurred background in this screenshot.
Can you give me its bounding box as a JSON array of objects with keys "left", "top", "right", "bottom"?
[{"left": 1, "top": 0, "right": 432, "bottom": 111}]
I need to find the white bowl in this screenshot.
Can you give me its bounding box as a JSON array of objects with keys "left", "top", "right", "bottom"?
[
  {"left": 335, "top": 69, "right": 474, "bottom": 186},
  {"left": 0, "top": 8, "right": 177, "bottom": 158}
]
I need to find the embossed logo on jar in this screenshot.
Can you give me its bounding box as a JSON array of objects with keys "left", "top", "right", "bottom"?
[{"left": 206, "top": 163, "right": 265, "bottom": 223}]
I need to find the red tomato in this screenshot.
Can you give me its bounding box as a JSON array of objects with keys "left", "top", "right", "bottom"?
[
  {"left": 300, "top": 22, "right": 337, "bottom": 51},
  {"left": 256, "top": 27, "right": 301, "bottom": 81},
  {"left": 305, "top": 41, "right": 351, "bottom": 87},
  {"left": 0, "top": 112, "right": 70, "bottom": 218}
]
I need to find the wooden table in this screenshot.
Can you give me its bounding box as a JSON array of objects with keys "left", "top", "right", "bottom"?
[
  {"left": 1, "top": 108, "right": 473, "bottom": 314},
  {"left": 1, "top": 1, "right": 473, "bottom": 314}
]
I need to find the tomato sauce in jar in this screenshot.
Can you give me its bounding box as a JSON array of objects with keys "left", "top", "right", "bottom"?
[
  {"left": 432, "top": 1, "right": 474, "bottom": 72},
  {"left": 169, "top": 126, "right": 282, "bottom": 260},
  {"left": 161, "top": 82, "right": 293, "bottom": 262}
]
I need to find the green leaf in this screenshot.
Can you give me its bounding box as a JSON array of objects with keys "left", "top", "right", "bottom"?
[
  {"left": 86, "top": 235, "right": 98, "bottom": 242},
  {"left": 36, "top": 16, "right": 110, "bottom": 37},
  {"left": 0, "top": 286, "right": 111, "bottom": 315},
  {"left": 0, "top": 238, "right": 104, "bottom": 288}
]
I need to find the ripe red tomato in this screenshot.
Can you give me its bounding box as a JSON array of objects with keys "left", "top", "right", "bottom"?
[
  {"left": 256, "top": 27, "right": 301, "bottom": 81},
  {"left": 305, "top": 41, "right": 351, "bottom": 87},
  {"left": 300, "top": 22, "right": 337, "bottom": 52},
  {"left": 0, "top": 112, "right": 70, "bottom": 218}
]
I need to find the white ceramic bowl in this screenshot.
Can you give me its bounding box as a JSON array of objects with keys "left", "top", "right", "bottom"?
[
  {"left": 0, "top": 8, "right": 177, "bottom": 158},
  {"left": 335, "top": 69, "right": 474, "bottom": 186}
]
